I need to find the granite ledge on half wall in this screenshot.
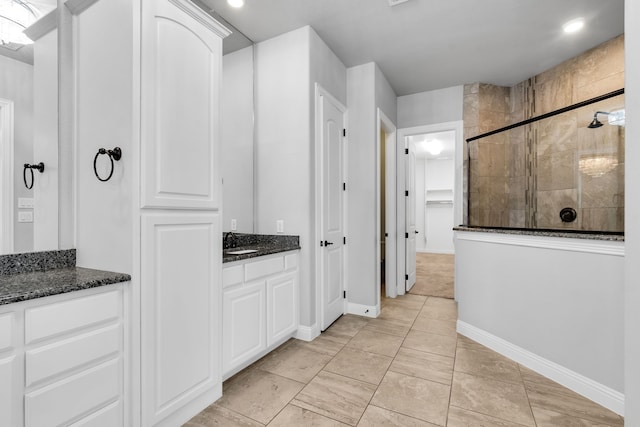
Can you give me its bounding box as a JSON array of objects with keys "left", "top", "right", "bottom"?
[
  {"left": 454, "top": 226, "right": 625, "bottom": 242},
  {"left": 0, "top": 249, "right": 131, "bottom": 306},
  {"left": 223, "top": 232, "right": 301, "bottom": 263}
]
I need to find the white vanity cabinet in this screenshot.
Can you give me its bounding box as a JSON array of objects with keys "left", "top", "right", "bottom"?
[
  {"left": 223, "top": 252, "right": 299, "bottom": 378},
  {"left": 0, "top": 284, "right": 126, "bottom": 427}
]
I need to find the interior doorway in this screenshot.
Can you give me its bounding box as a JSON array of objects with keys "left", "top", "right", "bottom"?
[
  {"left": 396, "top": 121, "right": 463, "bottom": 297},
  {"left": 377, "top": 109, "right": 396, "bottom": 306}
]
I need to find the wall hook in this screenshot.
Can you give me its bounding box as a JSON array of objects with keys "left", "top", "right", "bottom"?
[
  {"left": 94, "top": 147, "right": 122, "bottom": 182},
  {"left": 23, "top": 162, "right": 45, "bottom": 190}
]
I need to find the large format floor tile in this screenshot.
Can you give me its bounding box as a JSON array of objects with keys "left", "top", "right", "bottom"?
[
  {"left": 346, "top": 328, "right": 404, "bottom": 357},
  {"left": 216, "top": 368, "right": 305, "bottom": 424},
  {"left": 292, "top": 371, "right": 377, "bottom": 426},
  {"left": 268, "top": 404, "right": 348, "bottom": 426},
  {"left": 402, "top": 329, "right": 457, "bottom": 357},
  {"left": 389, "top": 347, "right": 454, "bottom": 386},
  {"left": 371, "top": 371, "right": 450, "bottom": 426},
  {"left": 257, "top": 340, "right": 333, "bottom": 383},
  {"left": 454, "top": 344, "right": 522, "bottom": 384},
  {"left": 358, "top": 405, "right": 438, "bottom": 426},
  {"left": 184, "top": 404, "right": 264, "bottom": 427},
  {"left": 324, "top": 347, "right": 393, "bottom": 385}
]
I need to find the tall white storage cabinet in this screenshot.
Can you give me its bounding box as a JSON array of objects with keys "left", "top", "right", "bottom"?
[
  {"left": 139, "top": 1, "right": 229, "bottom": 426},
  {"left": 71, "top": 0, "right": 229, "bottom": 425}
]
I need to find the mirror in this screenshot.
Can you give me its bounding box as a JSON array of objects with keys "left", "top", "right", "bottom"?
[
  {"left": 199, "top": 5, "right": 256, "bottom": 233},
  {"left": 0, "top": 1, "right": 58, "bottom": 254}
]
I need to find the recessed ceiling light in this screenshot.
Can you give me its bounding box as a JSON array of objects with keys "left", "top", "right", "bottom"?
[
  {"left": 227, "top": 0, "right": 244, "bottom": 8},
  {"left": 562, "top": 18, "right": 585, "bottom": 34}
]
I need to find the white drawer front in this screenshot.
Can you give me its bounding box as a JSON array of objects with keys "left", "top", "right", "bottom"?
[
  {"left": 25, "top": 290, "right": 120, "bottom": 344},
  {"left": 244, "top": 256, "right": 283, "bottom": 282},
  {"left": 25, "top": 359, "right": 120, "bottom": 427},
  {"left": 26, "top": 324, "right": 120, "bottom": 387},
  {"left": 284, "top": 253, "right": 298, "bottom": 271},
  {"left": 69, "top": 400, "right": 121, "bottom": 427},
  {"left": 223, "top": 265, "right": 243, "bottom": 288},
  {"left": 0, "top": 313, "right": 14, "bottom": 352}
]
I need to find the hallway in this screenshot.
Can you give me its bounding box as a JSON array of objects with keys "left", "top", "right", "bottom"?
[
  {"left": 409, "top": 253, "right": 454, "bottom": 299},
  {"left": 185, "top": 294, "right": 623, "bottom": 426}
]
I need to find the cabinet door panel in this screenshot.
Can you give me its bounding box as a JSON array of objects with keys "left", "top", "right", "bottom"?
[
  {"left": 0, "top": 312, "right": 13, "bottom": 352},
  {"left": 141, "top": 0, "right": 228, "bottom": 209},
  {"left": 223, "top": 282, "right": 266, "bottom": 373},
  {"left": 141, "top": 212, "right": 221, "bottom": 425},
  {"left": 267, "top": 272, "right": 298, "bottom": 346},
  {"left": 0, "top": 356, "right": 16, "bottom": 427}
]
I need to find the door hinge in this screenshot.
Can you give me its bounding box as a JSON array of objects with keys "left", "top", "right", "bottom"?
[
  {"left": 405, "top": 232, "right": 409, "bottom": 238},
  {"left": 405, "top": 274, "right": 409, "bottom": 280},
  {"left": 343, "top": 182, "right": 346, "bottom": 191},
  {"left": 320, "top": 240, "right": 324, "bottom": 247},
  {"left": 343, "top": 290, "right": 346, "bottom": 299},
  {"left": 343, "top": 236, "right": 346, "bottom": 244},
  {"left": 343, "top": 129, "right": 346, "bottom": 137},
  {"left": 405, "top": 148, "right": 409, "bottom": 154},
  {"left": 405, "top": 190, "right": 409, "bottom": 197}
]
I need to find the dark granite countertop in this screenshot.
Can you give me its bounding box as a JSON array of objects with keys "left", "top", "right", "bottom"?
[
  {"left": 0, "top": 249, "right": 131, "bottom": 306},
  {"left": 0, "top": 267, "right": 131, "bottom": 306},
  {"left": 223, "top": 233, "right": 300, "bottom": 263},
  {"left": 454, "top": 226, "right": 625, "bottom": 242}
]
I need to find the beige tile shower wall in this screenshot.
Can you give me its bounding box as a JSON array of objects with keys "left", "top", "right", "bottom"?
[{"left": 465, "top": 34, "right": 625, "bottom": 231}]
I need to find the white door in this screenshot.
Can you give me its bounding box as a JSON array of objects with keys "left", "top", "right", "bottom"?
[
  {"left": 405, "top": 142, "right": 417, "bottom": 291},
  {"left": 319, "top": 89, "right": 346, "bottom": 331}
]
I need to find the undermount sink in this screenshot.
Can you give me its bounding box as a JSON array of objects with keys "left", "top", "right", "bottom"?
[{"left": 225, "top": 249, "right": 259, "bottom": 255}]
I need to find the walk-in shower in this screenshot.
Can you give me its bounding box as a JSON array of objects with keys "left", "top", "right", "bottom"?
[{"left": 466, "top": 89, "right": 625, "bottom": 233}]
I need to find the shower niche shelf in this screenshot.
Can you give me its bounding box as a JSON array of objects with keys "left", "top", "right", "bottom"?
[{"left": 426, "top": 189, "right": 453, "bottom": 205}]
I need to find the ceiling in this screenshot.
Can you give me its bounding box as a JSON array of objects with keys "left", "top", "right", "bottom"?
[{"left": 200, "top": 0, "right": 625, "bottom": 96}]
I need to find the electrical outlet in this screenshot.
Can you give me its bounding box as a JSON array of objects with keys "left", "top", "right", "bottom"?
[
  {"left": 18, "top": 198, "right": 34, "bottom": 208},
  {"left": 276, "top": 220, "right": 284, "bottom": 233},
  {"left": 18, "top": 211, "right": 33, "bottom": 223},
  {"left": 230, "top": 219, "right": 237, "bottom": 231}
]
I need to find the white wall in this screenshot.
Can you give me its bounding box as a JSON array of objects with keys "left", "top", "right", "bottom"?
[
  {"left": 397, "top": 85, "right": 463, "bottom": 128},
  {"left": 222, "top": 46, "right": 254, "bottom": 233},
  {"left": 424, "top": 158, "right": 454, "bottom": 253},
  {"left": 255, "top": 26, "right": 346, "bottom": 328},
  {"left": 0, "top": 55, "right": 33, "bottom": 253},
  {"left": 625, "top": 0, "right": 640, "bottom": 422},
  {"left": 33, "top": 29, "right": 59, "bottom": 251},
  {"left": 455, "top": 233, "right": 624, "bottom": 412},
  {"left": 346, "top": 62, "right": 397, "bottom": 308},
  {"left": 74, "top": 0, "right": 133, "bottom": 274}
]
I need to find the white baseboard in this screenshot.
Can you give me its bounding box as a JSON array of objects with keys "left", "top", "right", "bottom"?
[
  {"left": 295, "top": 323, "right": 320, "bottom": 342},
  {"left": 417, "top": 249, "right": 455, "bottom": 255},
  {"left": 347, "top": 303, "right": 378, "bottom": 318},
  {"left": 456, "top": 321, "right": 624, "bottom": 416}
]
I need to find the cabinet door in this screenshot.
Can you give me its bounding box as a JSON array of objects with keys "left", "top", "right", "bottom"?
[
  {"left": 266, "top": 272, "right": 298, "bottom": 346},
  {"left": 141, "top": 0, "right": 229, "bottom": 209},
  {"left": 223, "top": 282, "right": 266, "bottom": 374},
  {"left": 0, "top": 356, "right": 16, "bottom": 427},
  {"left": 141, "top": 212, "right": 221, "bottom": 426}
]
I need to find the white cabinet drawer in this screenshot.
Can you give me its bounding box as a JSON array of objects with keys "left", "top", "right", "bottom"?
[
  {"left": 244, "top": 256, "right": 283, "bottom": 282},
  {"left": 0, "top": 312, "right": 14, "bottom": 352},
  {"left": 25, "top": 359, "right": 120, "bottom": 427},
  {"left": 26, "top": 324, "right": 120, "bottom": 387},
  {"left": 223, "top": 265, "right": 243, "bottom": 288},
  {"left": 25, "top": 290, "right": 120, "bottom": 344},
  {"left": 69, "top": 400, "right": 121, "bottom": 427}
]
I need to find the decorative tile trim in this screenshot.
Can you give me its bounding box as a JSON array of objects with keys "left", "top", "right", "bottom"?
[
  {"left": 0, "top": 249, "right": 76, "bottom": 275},
  {"left": 457, "top": 320, "right": 624, "bottom": 416}
]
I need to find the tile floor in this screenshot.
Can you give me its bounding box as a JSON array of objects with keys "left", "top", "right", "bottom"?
[
  {"left": 409, "top": 253, "right": 455, "bottom": 299},
  {"left": 185, "top": 295, "right": 624, "bottom": 426}
]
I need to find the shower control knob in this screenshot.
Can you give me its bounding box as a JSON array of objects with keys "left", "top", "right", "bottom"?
[{"left": 559, "top": 207, "right": 577, "bottom": 223}]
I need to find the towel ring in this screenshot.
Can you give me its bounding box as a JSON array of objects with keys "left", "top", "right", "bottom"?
[
  {"left": 94, "top": 147, "right": 122, "bottom": 182},
  {"left": 23, "top": 162, "right": 45, "bottom": 190}
]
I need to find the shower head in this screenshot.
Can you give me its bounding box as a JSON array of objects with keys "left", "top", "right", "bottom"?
[
  {"left": 588, "top": 116, "right": 604, "bottom": 128},
  {"left": 588, "top": 111, "right": 609, "bottom": 129}
]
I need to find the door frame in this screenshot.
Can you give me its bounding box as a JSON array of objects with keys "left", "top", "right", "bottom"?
[
  {"left": 396, "top": 120, "right": 464, "bottom": 296},
  {"left": 376, "top": 109, "right": 397, "bottom": 303},
  {"left": 0, "top": 98, "right": 14, "bottom": 254},
  {"left": 314, "top": 83, "right": 348, "bottom": 331}
]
